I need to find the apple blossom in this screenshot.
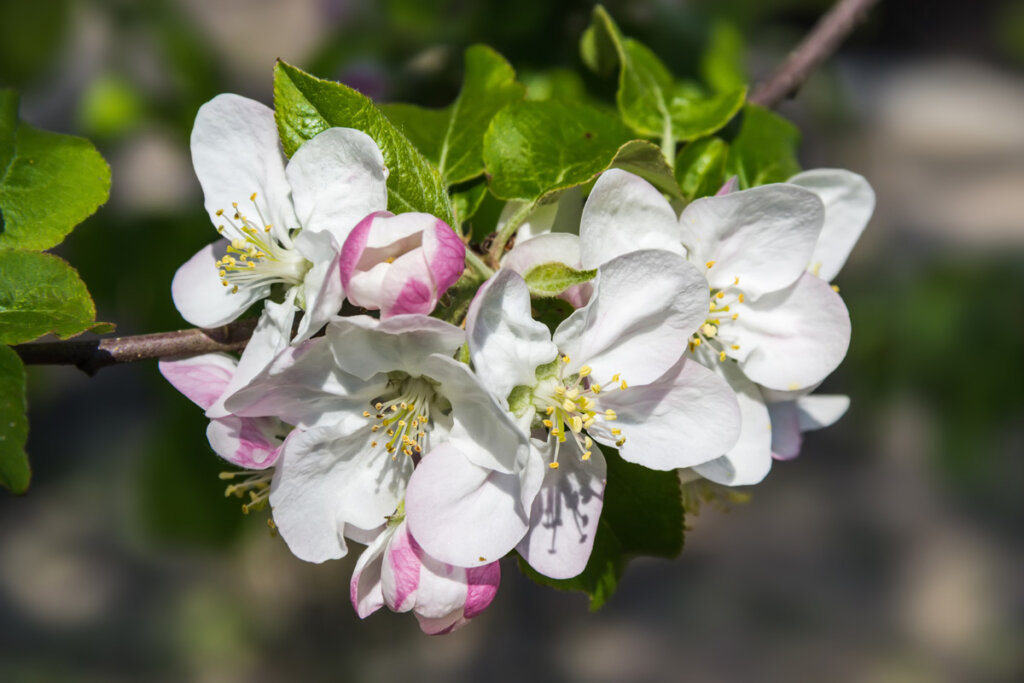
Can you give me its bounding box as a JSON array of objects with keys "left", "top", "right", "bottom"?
[{"left": 340, "top": 210, "right": 466, "bottom": 318}]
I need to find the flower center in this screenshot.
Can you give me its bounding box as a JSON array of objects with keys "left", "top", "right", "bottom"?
[
  {"left": 363, "top": 376, "right": 444, "bottom": 462},
  {"left": 531, "top": 355, "right": 628, "bottom": 469},
  {"left": 689, "top": 262, "right": 745, "bottom": 362},
  {"left": 214, "top": 192, "right": 310, "bottom": 294}
]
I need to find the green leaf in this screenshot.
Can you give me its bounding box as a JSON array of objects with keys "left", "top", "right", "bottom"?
[
  {"left": 521, "top": 262, "right": 597, "bottom": 298},
  {"left": 0, "top": 250, "right": 102, "bottom": 344},
  {"left": 669, "top": 86, "right": 747, "bottom": 143},
  {"left": 0, "top": 90, "right": 111, "bottom": 252},
  {"left": 519, "top": 446, "right": 685, "bottom": 609},
  {"left": 273, "top": 61, "right": 454, "bottom": 225},
  {"left": 451, "top": 177, "right": 488, "bottom": 229},
  {"left": 381, "top": 45, "right": 524, "bottom": 186},
  {"left": 700, "top": 20, "right": 748, "bottom": 93},
  {"left": 0, "top": 345, "right": 29, "bottom": 494},
  {"left": 675, "top": 137, "right": 729, "bottom": 199},
  {"left": 610, "top": 139, "right": 683, "bottom": 199},
  {"left": 483, "top": 100, "right": 633, "bottom": 203},
  {"left": 725, "top": 104, "right": 802, "bottom": 188},
  {"left": 521, "top": 68, "right": 589, "bottom": 102},
  {"left": 617, "top": 38, "right": 676, "bottom": 138},
  {"left": 579, "top": 6, "right": 622, "bottom": 77}
]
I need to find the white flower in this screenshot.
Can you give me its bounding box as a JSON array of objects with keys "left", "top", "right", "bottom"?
[
  {"left": 406, "top": 250, "right": 740, "bottom": 577},
  {"left": 351, "top": 513, "right": 500, "bottom": 635},
  {"left": 224, "top": 314, "right": 530, "bottom": 564}
]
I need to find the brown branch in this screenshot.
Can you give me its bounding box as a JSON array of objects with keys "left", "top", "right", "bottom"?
[
  {"left": 12, "top": 319, "right": 258, "bottom": 376},
  {"left": 749, "top": 0, "right": 880, "bottom": 108},
  {"left": 12, "top": 0, "right": 880, "bottom": 374}
]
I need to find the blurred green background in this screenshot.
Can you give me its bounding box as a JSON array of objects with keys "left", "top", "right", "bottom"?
[{"left": 2, "top": 0, "right": 1023, "bottom": 681}]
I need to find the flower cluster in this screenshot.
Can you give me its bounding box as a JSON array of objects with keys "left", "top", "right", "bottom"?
[{"left": 162, "top": 93, "right": 873, "bottom": 634}]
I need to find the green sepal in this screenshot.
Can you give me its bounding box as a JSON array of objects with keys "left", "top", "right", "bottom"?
[{"left": 521, "top": 262, "right": 597, "bottom": 298}]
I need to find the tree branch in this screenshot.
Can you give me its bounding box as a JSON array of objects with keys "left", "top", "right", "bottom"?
[
  {"left": 12, "top": 0, "right": 880, "bottom": 375},
  {"left": 749, "top": 0, "right": 880, "bottom": 108},
  {"left": 13, "top": 319, "right": 258, "bottom": 376}
]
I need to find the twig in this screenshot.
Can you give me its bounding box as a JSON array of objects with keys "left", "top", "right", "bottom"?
[
  {"left": 11, "top": 0, "right": 879, "bottom": 374},
  {"left": 749, "top": 0, "right": 880, "bottom": 108},
  {"left": 13, "top": 319, "right": 258, "bottom": 376}
]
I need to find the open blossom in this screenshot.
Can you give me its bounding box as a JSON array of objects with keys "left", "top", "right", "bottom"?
[
  {"left": 406, "top": 250, "right": 740, "bottom": 576},
  {"left": 351, "top": 514, "right": 500, "bottom": 635},
  {"left": 340, "top": 210, "right": 466, "bottom": 318},
  {"left": 223, "top": 314, "right": 531, "bottom": 565}
]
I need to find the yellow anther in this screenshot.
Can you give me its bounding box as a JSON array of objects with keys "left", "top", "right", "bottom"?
[
  {"left": 391, "top": 405, "right": 399, "bottom": 412},
  {"left": 375, "top": 402, "right": 384, "bottom": 410},
  {"left": 543, "top": 419, "right": 553, "bottom": 428},
  {"left": 734, "top": 276, "right": 740, "bottom": 286},
  {"left": 549, "top": 462, "right": 560, "bottom": 470},
  {"left": 398, "top": 420, "right": 406, "bottom": 427},
  {"left": 249, "top": 192, "right": 257, "bottom": 202},
  {"left": 578, "top": 365, "right": 592, "bottom": 377},
  {"left": 731, "top": 313, "right": 739, "bottom": 320},
  {"left": 215, "top": 209, "right": 224, "bottom": 216},
  {"left": 231, "top": 285, "right": 239, "bottom": 293},
  {"left": 362, "top": 410, "right": 371, "bottom": 417},
  {"left": 371, "top": 425, "right": 380, "bottom": 432},
  {"left": 611, "top": 428, "right": 621, "bottom": 436},
  {"left": 591, "top": 383, "right": 601, "bottom": 394},
  {"left": 221, "top": 280, "right": 229, "bottom": 287},
  {"left": 545, "top": 405, "right": 555, "bottom": 415},
  {"left": 832, "top": 284, "right": 840, "bottom": 292},
  {"left": 620, "top": 380, "right": 628, "bottom": 390},
  {"left": 738, "top": 293, "right": 745, "bottom": 303},
  {"left": 570, "top": 416, "right": 583, "bottom": 433},
  {"left": 562, "top": 355, "right": 571, "bottom": 364},
  {"left": 716, "top": 291, "right": 725, "bottom": 299},
  {"left": 566, "top": 388, "right": 580, "bottom": 400},
  {"left": 265, "top": 225, "right": 272, "bottom": 232},
  {"left": 731, "top": 344, "right": 740, "bottom": 350},
  {"left": 584, "top": 436, "right": 593, "bottom": 449},
  {"left": 611, "top": 374, "right": 620, "bottom": 382},
  {"left": 583, "top": 417, "right": 596, "bottom": 429},
  {"left": 232, "top": 202, "right": 238, "bottom": 208},
  {"left": 719, "top": 350, "right": 727, "bottom": 361},
  {"left": 371, "top": 441, "right": 378, "bottom": 447},
  {"left": 616, "top": 438, "right": 626, "bottom": 447},
  {"left": 581, "top": 397, "right": 595, "bottom": 411},
  {"left": 604, "top": 409, "right": 617, "bottom": 420},
  {"left": 582, "top": 451, "right": 592, "bottom": 461},
  {"left": 701, "top": 323, "right": 718, "bottom": 338},
  {"left": 562, "top": 399, "right": 576, "bottom": 412},
  {"left": 705, "top": 260, "right": 716, "bottom": 269},
  {"left": 554, "top": 386, "right": 565, "bottom": 396}
]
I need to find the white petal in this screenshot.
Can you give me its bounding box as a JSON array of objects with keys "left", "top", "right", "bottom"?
[
  {"left": 350, "top": 526, "right": 391, "bottom": 618},
  {"left": 270, "top": 423, "right": 412, "bottom": 563},
  {"left": 733, "top": 273, "right": 851, "bottom": 391},
  {"left": 553, "top": 250, "right": 707, "bottom": 386},
  {"left": 225, "top": 337, "right": 387, "bottom": 429},
  {"left": 206, "top": 292, "right": 297, "bottom": 418},
  {"left": 286, "top": 127, "right": 388, "bottom": 244},
  {"left": 502, "top": 233, "right": 582, "bottom": 274},
  {"left": 789, "top": 169, "right": 874, "bottom": 282},
  {"left": 578, "top": 169, "right": 684, "bottom": 269},
  {"left": 500, "top": 186, "right": 583, "bottom": 242},
  {"left": 766, "top": 400, "right": 802, "bottom": 461},
  {"left": 172, "top": 241, "right": 267, "bottom": 328},
  {"left": 796, "top": 394, "right": 850, "bottom": 431},
  {"left": 405, "top": 442, "right": 530, "bottom": 568},
  {"left": 158, "top": 353, "right": 236, "bottom": 410},
  {"left": 206, "top": 415, "right": 284, "bottom": 469},
  {"left": 597, "top": 356, "right": 741, "bottom": 470},
  {"left": 516, "top": 439, "right": 606, "bottom": 579},
  {"left": 693, "top": 363, "right": 773, "bottom": 485},
  {"left": 292, "top": 230, "right": 344, "bottom": 342},
  {"left": 679, "top": 184, "right": 824, "bottom": 298},
  {"left": 465, "top": 270, "right": 558, "bottom": 404},
  {"left": 191, "top": 94, "right": 297, "bottom": 234},
  {"left": 325, "top": 314, "right": 464, "bottom": 381}
]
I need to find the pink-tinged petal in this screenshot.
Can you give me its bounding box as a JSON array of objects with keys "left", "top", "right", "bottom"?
[
  {"left": 405, "top": 442, "right": 530, "bottom": 568},
  {"left": 463, "top": 563, "right": 500, "bottom": 619},
  {"left": 206, "top": 292, "right": 297, "bottom": 418},
  {"left": 206, "top": 416, "right": 283, "bottom": 469},
  {"left": 269, "top": 423, "right": 412, "bottom": 562},
  {"left": 158, "top": 353, "right": 236, "bottom": 410},
  {"left": 325, "top": 314, "right": 464, "bottom": 381},
  {"left": 516, "top": 439, "right": 606, "bottom": 579},
  {"left": 579, "top": 169, "right": 684, "bottom": 269},
  {"left": 693, "top": 363, "right": 773, "bottom": 485},
  {"left": 339, "top": 211, "right": 389, "bottom": 294},
  {"left": 797, "top": 394, "right": 850, "bottom": 431},
  {"left": 191, "top": 94, "right": 296, "bottom": 235},
  {"left": 423, "top": 217, "right": 466, "bottom": 297},
  {"left": 350, "top": 526, "right": 392, "bottom": 619},
  {"left": 172, "top": 241, "right": 267, "bottom": 328},
  {"left": 286, "top": 127, "right": 389, "bottom": 244},
  {"left": 767, "top": 400, "right": 802, "bottom": 461},
  {"left": 380, "top": 252, "right": 436, "bottom": 317},
  {"left": 405, "top": 534, "right": 468, "bottom": 620},
  {"left": 465, "top": 270, "right": 559, "bottom": 405},
  {"left": 553, "top": 250, "right": 707, "bottom": 386},
  {"left": 381, "top": 522, "right": 422, "bottom": 613},
  {"left": 788, "top": 169, "right": 874, "bottom": 282},
  {"left": 716, "top": 176, "right": 739, "bottom": 196},
  {"left": 679, "top": 184, "right": 824, "bottom": 298},
  {"left": 732, "top": 273, "right": 851, "bottom": 391},
  {"left": 596, "top": 356, "right": 741, "bottom": 470},
  {"left": 292, "top": 230, "right": 345, "bottom": 342}
]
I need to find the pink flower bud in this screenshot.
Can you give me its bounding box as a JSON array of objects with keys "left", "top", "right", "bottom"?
[{"left": 340, "top": 211, "right": 466, "bottom": 318}]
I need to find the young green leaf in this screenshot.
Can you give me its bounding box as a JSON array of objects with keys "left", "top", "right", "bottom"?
[
  {"left": 482, "top": 99, "right": 633, "bottom": 203},
  {"left": 700, "top": 20, "right": 748, "bottom": 93},
  {"left": 0, "top": 249, "right": 104, "bottom": 344},
  {"left": 518, "top": 446, "right": 685, "bottom": 610},
  {"left": 521, "top": 262, "right": 597, "bottom": 298},
  {"left": 451, "top": 177, "right": 488, "bottom": 229},
  {"left": 0, "top": 90, "right": 111, "bottom": 252},
  {"left": 273, "top": 61, "right": 454, "bottom": 224},
  {"left": 0, "top": 344, "right": 29, "bottom": 494},
  {"left": 380, "top": 45, "right": 524, "bottom": 186},
  {"left": 725, "top": 104, "right": 802, "bottom": 188},
  {"left": 675, "top": 136, "right": 729, "bottom": 199},
  {"left": 610, "top": 139, "right": 683, "bottom": 199},
  {"left": 669, "top": 86, "right": 747, "bottom": 142}
]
